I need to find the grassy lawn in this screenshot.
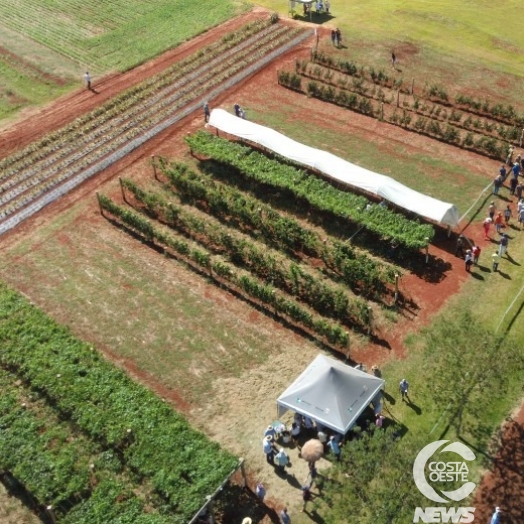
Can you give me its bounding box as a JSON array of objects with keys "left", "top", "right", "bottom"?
[
  {"left": 0, "top": 0, "right": 247, "bottom": 74},
  {"left": 0, "top": 0, "right": 247, "bottom": 126},
  {"left": 260, "top": 0, "right": 524, "bottom": 75}
]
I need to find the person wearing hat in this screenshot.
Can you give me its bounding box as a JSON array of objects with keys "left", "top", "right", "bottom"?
[
  {"left": 490, "top": 506, "right": 501, "bottom": 524},
  {"left": 483, "top": 216, "right": 493, "bottom": 240},
  {"left": 464, "top": 250, "right": 473, "bottom": 272},
  {"left": 499, "top": 233, "right": 509, "bottom": 257},
  {"left": 264, "top": 424, "right": 277, "bottom": 440},
  {"left": 489, "top": 202, "right": 496, "bottom": 220},
  {"left": 275, "top": 448, "right": 289, "bottom": 473},
  {"left": 280, "top": 507, "right": 291, "bottom": 524},
  {"left": 203, "top": 101, "right": 210, "bottom": 123},
  {"left": 255, "top": 482, "right": 266, "bottom": 501},
  {"left": 242, "top": 519, "right": 253, "bottom": 524},
  {"left": 455, "top": 235, "right": 465, "bottom": 258},
  {"left": 263, "top": 435, "right": 276, "bottom": 465},
  {"left": 492, "top": 251, "right": 500, "bottom": 272}
]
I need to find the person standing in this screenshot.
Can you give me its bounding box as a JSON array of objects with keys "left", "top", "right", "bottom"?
[
  {"left": 499, "top": 164, "right": 507, "bottom": 182},
  {"left": 492, "top": 251, "right": 500, "bottom": 272},
  {"left": 331, "top": 29, "right": 336, "bottom": 46},
  {"left": 325, "top": 0, "right": 330, "bottom": 13},
  {"left": 504, "top": 204, "right": 512, "bottom": 225},
  {"left": 465, "top": 250, "right": 473, "bottom": 272},
  {"left": 335, "top": 28, "right": 341, "bottom": 47},
  {"left": 391, "top": 52, "right": 397, "bottom": 68},
  {"left": 275, "top": 448, "right": 289, "bottom": 473},
  {"left": 512, "top": 161, "right": 521, "bottom": 179},
  {"left": 280, "top": 507, "right": 291, "bottom": 524},
  {"left": 493, "top": 175, "right": 503, "bottom": 195},
  {"left": 516, "top": 180, "right": 523, "bottom": 200},
  {"left": 488, "top": 201, "right": 496, "bottom": 220},
  {"left": 399, "top": 378, "right": 409, "bottom": 401},
  {"left": 471, "top": 245, "right": 481, "bottom": 265},
  {"left": 255, "top": 482, "right": 266, "bottom": 502},
  {"left": 483, "top": 217, "right": 493, "bottom": 240},
  {"left": 455, "top": 235, "right": 465, "bottom": 258},
  {"left": 263, "top": 435, "right": 275, "bottom": 465},
  {"left": 499, "top": 233, "right": 509, "bottom": 257},
  {"left": 328, "top": 436, "right": 341, "bottom": 461},
  {"left": 234, "top": 103, "right": 241, "bottom": 117},
  {"left": 203, "top": 101, "right": 210, "bottom": 123},
  {"left": 491, "top": 507, "right": 501, "bottom": 524},
  {"left": 519, "top": 205, "right": 524, "bottom": 229},
  {"left": 506, "top": 145, "right": 514, "bottom": 166},
  {"left": 84, "top": 71, "right": 91, "bottom": 90},
  {"left": 495, "top": 212, "right": 504, "bottom": 234},
  {"left": 301, "top": 485, "right": 312, "bottom": 512},
  {"left": 510, "top": 176, "right": 518, "bottom": 196}
]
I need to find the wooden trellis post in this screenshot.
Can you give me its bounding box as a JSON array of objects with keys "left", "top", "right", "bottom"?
[{"left": 151, "top": 155, "right": 157, "bottom": 180}]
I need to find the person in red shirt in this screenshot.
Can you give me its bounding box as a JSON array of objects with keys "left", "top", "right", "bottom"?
[{"left": 472, "top": 245, "right": 481, "bottom": 265}]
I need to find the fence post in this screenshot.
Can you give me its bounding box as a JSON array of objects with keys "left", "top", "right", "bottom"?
[
  {"left": 239, "top": 458, "right": 247, "bottom": 488},
  {"left": 96, "top": 192, "right": 103, "bottom": 215},
  {"left": 367, "top": 306, "right": 373, "bottom": 336},
  {"left": 380, "top": 102, "right": 384, "bottom": 121},
  {"left": 425, "top": 238, "right": 430, "bottom": 265},
  {"left": 520, "top": 129, "right": 524, "bottom": 148},
  {"left": 394, "top": 273, "right": 399, "bottom": 305},
  {"left": 411, "top": 77, "right": 414, "bottom": 95},
  {"left": 397, "top": 90, "right": 400, "bottom": 108},
  {"left": 118, "top": 177, "right": 126, "bottom": 203},
  {"left": 151, "top": 155, "right": 157, "bottom": 180}
]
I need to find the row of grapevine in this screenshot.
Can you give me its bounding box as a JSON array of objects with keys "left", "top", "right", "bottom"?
[
  {"left": 184, "top": 131, "right": 434, "bottom": 249},
  {"left": 283, "top": 57, "right": 518, "bottom": 160},
  {"left": 0, "top": 282, "right": 238, "bottom": 522},
  {"left": 121, "top": 178, "right": 371, "bottom": 331},
  {"left": 310, "top": 52, "right": 524, "bottom": 128},
  {"left": 155, "top": 160, "right": 399, "bottom": 298},
  {"left": 0, "top": 18, "right": 309, "bottom": 233},
  {"left": 98, "top": 194, "right": 350, "bottom": 347},
  {"left": 301, "top": 61, "right": 520, "bottom": 145}
]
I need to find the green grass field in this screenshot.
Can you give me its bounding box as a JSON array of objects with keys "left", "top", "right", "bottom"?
[{"left": 0, "top": 0, "right": 247, "bottom": 125}]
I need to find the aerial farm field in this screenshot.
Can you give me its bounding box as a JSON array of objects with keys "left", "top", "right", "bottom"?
[{"left": 1, "top": 1, "right": 524, "bottom": 523}]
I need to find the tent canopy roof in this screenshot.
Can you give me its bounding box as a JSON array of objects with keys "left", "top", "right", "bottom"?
[
  {"left": 207, "top": 109, "right": 460, "bottom": 227},
  {"left": 277, "top": 354, "right": 385, "bottom": 434}
]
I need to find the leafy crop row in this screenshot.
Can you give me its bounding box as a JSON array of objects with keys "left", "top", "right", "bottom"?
[
  {"left": 184, "top": 131, "right": 434, "bottom": 249},
  {"left": 0, "top": 283, "right": 237, "bottom": 522},
  {"left": 0, "top": 23, "right": 303, "bottom": 221},
  {"left": 155, "top": 161, "right": 399, "bottom": 298},
  {"left": 98, "top": 194, "right": 349, "bottom": 347},
  {"left": 121, "top": 178, "right": 370, "bottom": 331}
]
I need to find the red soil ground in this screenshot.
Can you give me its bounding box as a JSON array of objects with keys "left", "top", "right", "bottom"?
[{"left": 0, "top": 8, "right": 518, "bottom": 520}]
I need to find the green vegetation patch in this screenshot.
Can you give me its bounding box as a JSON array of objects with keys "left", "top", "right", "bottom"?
[{"left": 0, "top": 282, "right": 237, "bottom": 522}]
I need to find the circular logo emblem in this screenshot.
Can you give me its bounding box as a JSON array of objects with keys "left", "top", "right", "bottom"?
[{"left": 413, "top": 440, "right": 476, "bottom": 503}]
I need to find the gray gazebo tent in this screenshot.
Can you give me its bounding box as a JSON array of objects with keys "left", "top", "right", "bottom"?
[{"left": 277, "top": 354, "right": 385, "bottom": 434}]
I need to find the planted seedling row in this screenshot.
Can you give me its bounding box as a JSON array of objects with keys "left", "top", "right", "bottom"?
[
  {"left": 185, "top": 131, "right": 434, "bottom": 249},
  {"left": 98, "top": 193, "right": 350, "bottom": 348},
  {"left": 156, "top": 160, "right": 399, "bottom": 299},
  {"left": 121, "top": 178, "right": 372, "bottom": 332}
]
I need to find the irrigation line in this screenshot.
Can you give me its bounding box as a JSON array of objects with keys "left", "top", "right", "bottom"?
[
  {"left": 0, "top": 30, "right": 313, "bottom": 236},
  {"left": 458, "top": 181, "right": 492, "bottom": 227},
  {"left": 495, "top": 280, "right": 524, "bottom": 333}
]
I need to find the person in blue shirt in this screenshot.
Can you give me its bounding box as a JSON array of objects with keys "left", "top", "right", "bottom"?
[
  {"left": 280, "top": 507, "right": 291, "bottom": 524},
  {"left": 328, "top": 436, "right": 341, "bottom": 461},
  {"left": 491, "top": 507, "right": 501, "bottom": 524}
]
